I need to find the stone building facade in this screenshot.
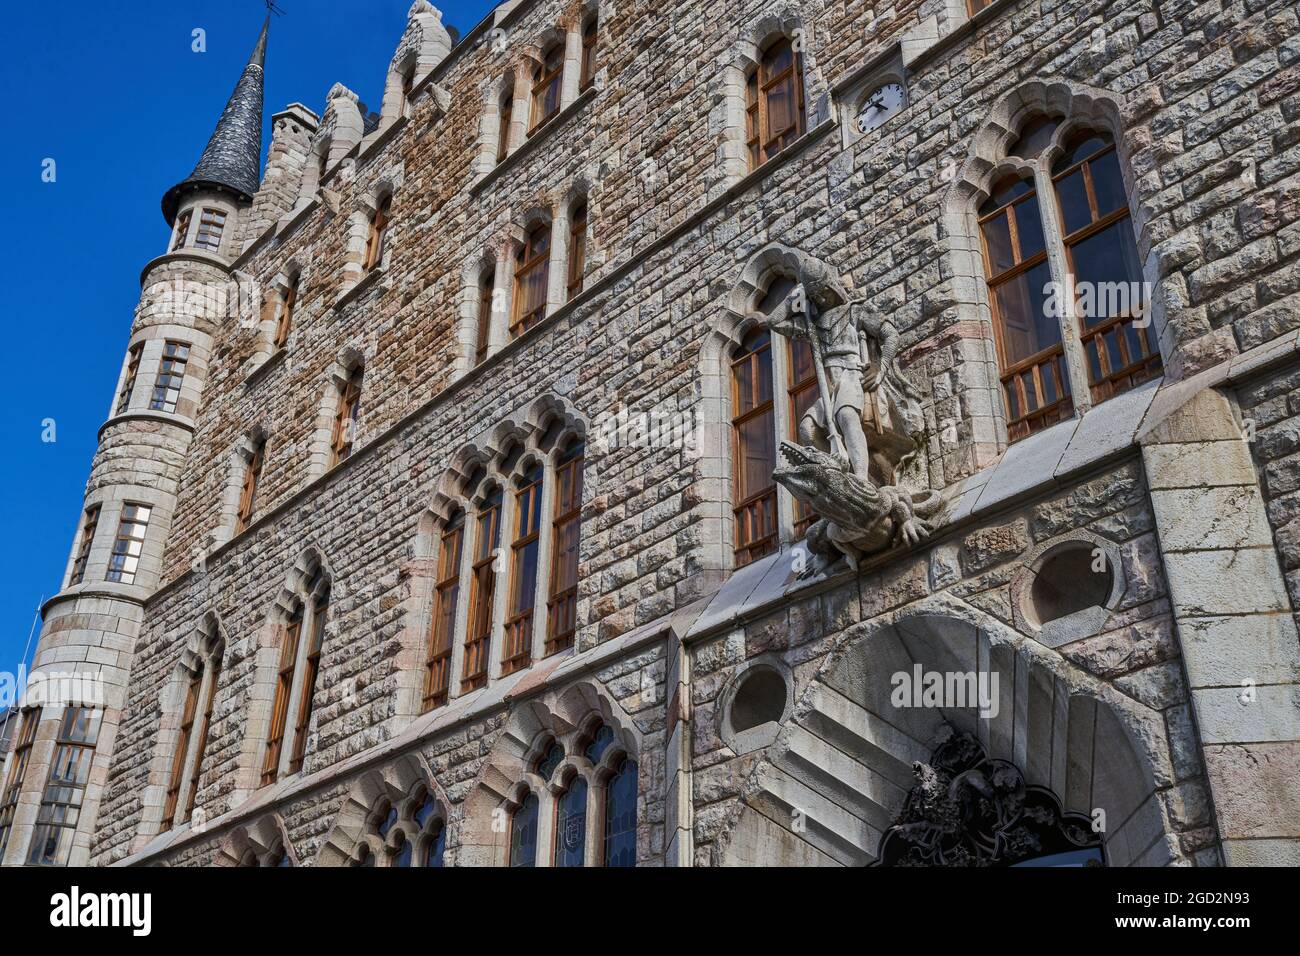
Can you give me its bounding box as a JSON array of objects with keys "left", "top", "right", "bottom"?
[{"left": 2, "top": 0, "right": 1298, "bottom": 867}]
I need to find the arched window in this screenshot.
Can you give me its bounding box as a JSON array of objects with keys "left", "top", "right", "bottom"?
[
  {"left": 787, "top": 339, "right": 819, "bottom": 536},
  {"left": 554, "top": 776, "right": 588, "bottom": 867},
  {"left": 289, "top": 581, "right": 328, "bottom": 774},
  {"left": 512, "top": 224, "right": 551, "bottom": 337},
  {"left": 1051, "top": 130, "right": 1159, "bottom": 402},
  {"left": 496, "top": 82, "right": 514, "bottom": 164},
  {"left": 262, "top": 566, "right": 329, "bottom": 786},
  {"left": 414, "top": 792, "right": 447, "bottom": 867},
  {"left": 731, "top": 329, "right": 777, "bottom": 566},
  {"left": 163, "top": 641, "right": 221, "bottom": 830},
  {"left": 580, "top": 17, "right": 598, "bottom": 90},
  {"left": 545, "top": 440, "right": 583, "bottom": 655},
  {"left": 365, "top": 195, "right": 391, "bottom": 272},
  {"left": 475, "top": 268, "right": 494, "bottom": 364},
  {"left": 330, "top": 365, "right": 363, "bottom": 467},
  {"left": 603, "top": 756, "right": 638, "bottom": 867},
  {"left": 424, "top": 510, "right": 463, "bottom": 711},
  {"left": 746, "top": 37, "right": 805, "bottom": 169},
  {"left": 463, "top": 488, "right": 502, "bottom": 692},
  {"left": 235, "top": 437, "right": 265, "bottom": 534},
  {"left": 530, "top": 44, "right": 563, "bottom": 133},
  {"left": 274, "top": 273, "right": 299, "bottom": 351},
  {"left": 979, "top": 174, "right": 1069, "bottom": 441},
  {"left": 509, "top": 793, "right": 539, "bottom": 867},
  {"left": 977, "top": 119, "right": 1159, "bottom": 442},
  {"left": 503, "top": 464, "right": 544, "bottom": 675},
  {"left": 567, "top": 202, "right": 587, "bottom": 302}
]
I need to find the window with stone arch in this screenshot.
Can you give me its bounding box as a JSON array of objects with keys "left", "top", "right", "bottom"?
[
  {"left": 475, "top": 265, "right": 495, "bottom": 364},
  {"left": 728, "top": 271, "right": 819, "bottom": 566},
  {"left": 747, "top": 34, "right": 806, "bottom": 169},
  {"left": 496, "top": 75, "right": 515, "bottom": 164},
  {"left": 579, "top": 14, "right": 598, "bottom": 91},
  {"left": 354, "top": 786, "right": 449, "bottom": 867},
  {"left": 419, "top": 408, "right": 587, "bottom": 706},
  {"left": 503, "top": 719, "right": 637, "bottom": 867},
  {"left": 364, "top": 192, "right": 392, "bottom": 272},
  {"left": 973, "top": 112, "right": 1160, "bottom": 442},
  {"left": 566, "top": 199, "right": 588, "bottom": 302},
  {"left": 261, "top": 559, "right": 331, "bottom": 786},
  {"left": 512, "top": 221, "right": 552, "bottom": 337},
  {"left": 161, "top": 620, "right": 224, "bottom": 832},
  {"left": 529, "top": 42, "right": 564, "bottom": 134},
  {"left": 239, "top": 840, "right": 293, "bottom": 867}
]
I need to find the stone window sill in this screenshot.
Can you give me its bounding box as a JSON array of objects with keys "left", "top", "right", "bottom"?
[
  {"left": 333, "top": 266, "right": 387, "bottom": 313},
  {"left": 243, "top": 347, "right": 288, "bottom": 388}
]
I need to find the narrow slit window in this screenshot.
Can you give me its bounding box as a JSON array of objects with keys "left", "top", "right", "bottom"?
[
  {"left": 731, "top": 330, "right": 777, "bottom": 566},
  {"left": 364, "top": 196, "right": 391, "bottom": 272},
  {"left": 171, "top": 209, "right": 193, "bottom": 251},
  {"left": 330, "top": 367, "right": 363, "bottom": 467},
  {"left": 288, "top": 587, "right": 327, "bottom": 775},
  {"left": 274, "top": 275, "right": 298, "bottom": 350},
  {"left": 161, "top": 666, "right": 203, "bottom": 830},
  {"left": 69, "top": 505, "right": 100, "bottom": 586},
  {"left": 529, "top": 45, "right": 563, "bottom": 133},
  {"left": 424, "top": 511, "right": 463, "bottom": 711},
  {"left": 545, "top": 441, "right": 583, "bottom": 656},
  {"left": 503, "top": 465, "right": 544, "bottom": 675},
  {"left": 567, "top": 203, "right": 587, "bottom": 302},
  {"left": 261, "top": 605, "right": 301, "bottom": 787},
  {"left": 235, "top": 440, "right": 265, "bottom": 534},
  {"left": 580, "top": 17, "right": 598, "bottom": 90},
  {"left": 116, "top": 343, "right": 143, "bottom": 414},
  {"left": 511, "top": 224, "right": 551, "bottom": 337},
  {"left": 462, "top": 490, "right": 502, "bottom": 692}
]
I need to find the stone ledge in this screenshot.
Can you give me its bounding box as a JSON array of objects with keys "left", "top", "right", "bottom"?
[
  {"left": 470, "top": 86, "right": 599, "bottom": 196},
  {"left": 110, "top": 610, "right": 679, "bottom": 867},
  {"left": 97, "top": 410, "right": 195, "bottom": 444},
  {"left": 138, "top": 249, "right": 231, "bottom": 287},
  {"left": 242, "top": 347, "right": 288, "bottom": 389},
  {"left": 332, "top": 266, "right": 387, "bottom": 314}
]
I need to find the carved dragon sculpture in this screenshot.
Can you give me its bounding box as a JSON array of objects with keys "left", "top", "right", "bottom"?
[{"left": 773, "top": 440, "right": 947, "bottom": 576}]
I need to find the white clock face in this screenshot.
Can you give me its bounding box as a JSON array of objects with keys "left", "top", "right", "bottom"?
[{"left": 857, "top": 82, "right": 905, "bottom": 133}]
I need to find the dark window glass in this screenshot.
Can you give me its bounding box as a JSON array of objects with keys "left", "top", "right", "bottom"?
[
  {"left": 554, "top": 778, "right": 588, "bottom": 867},
  {"left": 509, "top": 793, "right": 539, "bottom": 867},
  {"left": 603, "top": 757, "right": 637, "bottom": 867},
  {"left": 425, "top": 822, "right": 446, "bottom": 867}
]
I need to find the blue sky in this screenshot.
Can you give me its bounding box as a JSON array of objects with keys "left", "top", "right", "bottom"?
[{"left": 0, "top": 0, "right": 495, "bottom": 675}]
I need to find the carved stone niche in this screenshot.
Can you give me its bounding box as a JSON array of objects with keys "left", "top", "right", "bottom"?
[
  {"left": 1009, "top": 532, "right": 1128, "bottom": 648},
  {"left": 872, "top": 726, "right": 1105, "bottom": 867}
]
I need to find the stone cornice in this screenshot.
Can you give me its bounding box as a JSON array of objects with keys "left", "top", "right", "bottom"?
[
  {"left": 97, "top": 410, "right": 196, "bottom": 444},
  {"left": 138, "top": 249, "right": 232, "bottom": 287}
]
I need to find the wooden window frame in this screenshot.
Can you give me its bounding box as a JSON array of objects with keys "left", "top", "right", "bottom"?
[
  {"left": 978, "top": 181, "right": 1073, "bottom": 443},
  {"left": 261, "top": 607, "right": 301, "bottom": 787},
  {"left": 274, "top": 275, "right": 298, "bottom": 351},
  {"left": 462, "top": 492, "right": 502, "bottom": 692},
  {"left": 182, "top": 654, "right": 220, "bottom": 821},
  {"left": 730, "top": 334, "right": 778, "bottom": 566},
  {"left": 1051, "top": 138, "right": 1161, "bottom": 404},
  {"left": 194, "top": 207, "right": 227, "bottom": 252},
  {"left": 567, "top": 204, "right": 587, "bottom": 302},
  {"left": 423, "top": 514, "right": 463, "bottom": 711},
  {"left": 148, "top": 340, "right": 190, "bottom": 414},
  {"left": 105, "top": 503, "right": 151, "bottom": 585},
  {"left": 288, "top": 590, "right": 327, "bottom": 775},
  {"left": 787, "top": 342, "right": 819, "bottom": 538},
  {"left": 116, "top": 343, "right": 143, "bottom": 414},
  {"left": 545, "top": 443, "right": 584, "bottom": 656},
  {"left": 26, "top": 706, "right": 101, "bottom": 866},
  {"left": 171, "top": 209, "right": 192, "bottom": 251},
  {"left": 364, "top": 196, "right": 391, "bottom": 272},
  {"left": 502, "top": 467, "right": 544, "bottom": 676},
  {"left": 475, "top": 270, "right": 494, "bottom": 364},
  {"left": 511, "top": 225, "right": 551, "bottom": 338},
  {"left": 69, "top": 505, "right": 100, "bottom": 586},
  {"left": 529, "top": 46, "right": 564, "bottom": 135},
  {"left": 0, "top": 708, "right": 41, "bottom": 857},
  {"left": 235, "top": 441, "right": 265, "bottom": 534},
  {"left": 161, "top": 665, "right": 203, "bottom": 830},
  {"left": 580, "top": 18, "right": 598, "bottom": 91},
  {"left": 330, "top": 368, "right": 363, "bottom": 468},
  {"left": 746, "top": 38, "right": 806, "bottom": 171}
]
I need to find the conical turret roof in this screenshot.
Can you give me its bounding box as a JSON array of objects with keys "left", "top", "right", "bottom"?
[{"left": 161, "top": 17, "right": 268, "bottom": 225}]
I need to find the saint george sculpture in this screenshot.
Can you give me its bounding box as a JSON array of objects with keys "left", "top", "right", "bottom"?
[{"left": 744, "top": 245, "right": 947, "bottom": 576}]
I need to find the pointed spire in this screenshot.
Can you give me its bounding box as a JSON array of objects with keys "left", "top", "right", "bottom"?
[{"left": 162, "top": 16, "right": 270, "bottom": 225}]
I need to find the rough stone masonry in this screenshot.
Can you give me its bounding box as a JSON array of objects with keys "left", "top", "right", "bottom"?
[{"left": 1, "top": 0, "right": 1298, "bottom": 868}]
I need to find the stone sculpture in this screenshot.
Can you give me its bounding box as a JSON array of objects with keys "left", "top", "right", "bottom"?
[{"left": 746, "top": 246, "right": 945, "bottom": 575}]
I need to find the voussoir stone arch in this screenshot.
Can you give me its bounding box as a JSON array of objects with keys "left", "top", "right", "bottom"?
[
  {"left": 713, "top": 594, "right": 1182, "bottom": 867},
  {"left": 315, "top": 751, "right": 452, "bottom": 866}
]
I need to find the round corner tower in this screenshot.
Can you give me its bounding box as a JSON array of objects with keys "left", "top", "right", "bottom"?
[{"left": 0, "top": 18, "right": 271, "bottom": 867}]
